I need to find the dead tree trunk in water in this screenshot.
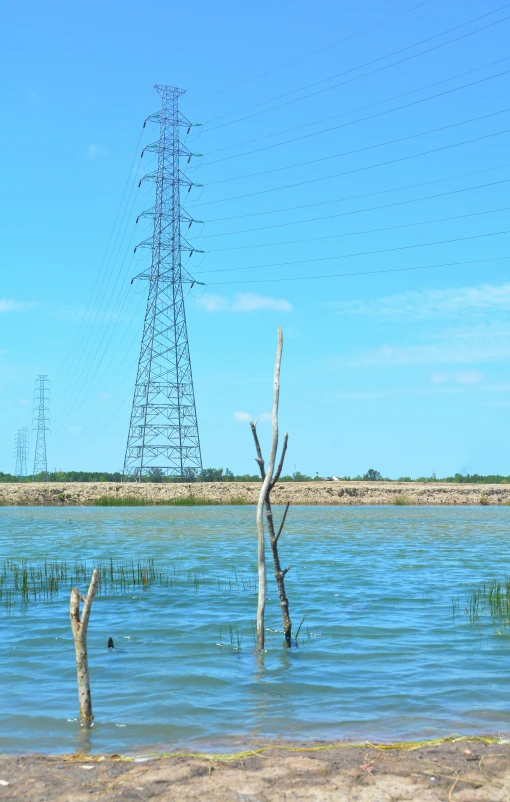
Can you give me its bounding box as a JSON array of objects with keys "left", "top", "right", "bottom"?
[
  {"left": 70, "top": 568, "right": 99, "bottom": 721},
  {"left": 251, "top": 326, "right": 292, "bottom": 648}
]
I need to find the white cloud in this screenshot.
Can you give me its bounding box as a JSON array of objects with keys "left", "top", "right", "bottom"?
[
  {"left": 430, "top": 370, "right": 484, "bottom": 385},
  {"left": 87, "top": 144, "right": 108, "bottom": 160},
  {"left": 234, "top": 411, "right": 271, "bottom": 422},
  {"left": 339, "top": 324, "right": 510, "bottom": 368},
  {"left": 341, "top": 281, "right": 510, "bottom": 320},
  {"left": 0, "top": 299, "right": 35, "bottom": 313},
  {"left": 197, "top": 292, "right": 292, "bottom": 313}
]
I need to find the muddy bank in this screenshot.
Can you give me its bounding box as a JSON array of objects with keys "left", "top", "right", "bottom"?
[
  {"left": 1, "top": 739, "right": 509, "bottom": 801},
  {"left": 0, "top": 481, "right": 509, "bottom": 506}
]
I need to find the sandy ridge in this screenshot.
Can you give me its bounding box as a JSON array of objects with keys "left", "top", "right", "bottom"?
[
  {"left": 1, "top": 740, "right": 510, "bottom": 800},
  {"left": 1, "top": 481, "right": 509, "bottom": 506}
]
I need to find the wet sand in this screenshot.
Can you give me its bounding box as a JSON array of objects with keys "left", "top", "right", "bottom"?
[
  {"left": 1, "top": 480, "right": 510, "bottom": 506},
  {"left": 1, "top": 739, "right": 510, "bottom": 800}
]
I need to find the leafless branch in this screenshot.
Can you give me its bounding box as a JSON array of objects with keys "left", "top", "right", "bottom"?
[
  {"left": 270, "top": 433, "right": 288, "bottom": 490},
  {"left": 276, "top": 502, "right": 290, "bottom": 543}
]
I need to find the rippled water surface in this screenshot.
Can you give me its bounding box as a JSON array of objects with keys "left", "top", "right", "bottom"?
[{"left": 2, "top": 505, "right": 510, "bottom": 753}]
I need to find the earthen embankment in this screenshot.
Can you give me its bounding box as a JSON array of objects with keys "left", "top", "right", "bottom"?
[{"left": 0, "top": 481, "right": 509, "bottom": 505}]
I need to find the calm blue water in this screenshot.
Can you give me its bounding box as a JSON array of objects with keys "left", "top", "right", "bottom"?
[{"left": 1, "top": 505, "right": 510, "bottom": 754}]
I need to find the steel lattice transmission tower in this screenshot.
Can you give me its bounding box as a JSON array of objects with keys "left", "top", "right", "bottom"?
[
  {"left": 14, "top": 428, "right": 29, "bottom": 478},
  {"left": 124, "top": 85, "right": 203, "bottom": 480},
  {"left": 33, "top": 375, "right": 50, "bottom": 478}
]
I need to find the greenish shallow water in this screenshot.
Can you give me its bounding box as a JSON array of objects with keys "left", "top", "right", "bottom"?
[{"left": 1, "top": 505, "right": 510, "bottom": 754}]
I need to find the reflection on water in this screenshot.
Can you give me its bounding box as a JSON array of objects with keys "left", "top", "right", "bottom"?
[{"left": 1, "top": 505, "right": 510, "bottom": 753}]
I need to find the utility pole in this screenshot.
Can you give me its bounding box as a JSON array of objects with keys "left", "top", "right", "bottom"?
[
  {"left": 33, "top": 375, "right": 50, "bottom": 478},
  {"left": 124, "top": 85, "right": 203, "bottom": 481},
  {"left": 14, "top": 428, "right": 29, "bottom": 479}
]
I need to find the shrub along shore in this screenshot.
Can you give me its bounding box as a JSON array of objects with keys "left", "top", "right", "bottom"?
[{"left": 1, "top": 481, "right": 510, "bottom": 506}]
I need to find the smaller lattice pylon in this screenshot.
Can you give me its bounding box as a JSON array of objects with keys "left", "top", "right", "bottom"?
[
  {"left": 33, "top": 375, "right": 50, "bottom": 478},
  {"left": 14, "top": 428, "right": 29, "bottom": 478}
]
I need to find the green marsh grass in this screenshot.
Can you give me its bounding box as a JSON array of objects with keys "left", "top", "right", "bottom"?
[
  {"left": 0, "top": 558, "right": 256, "bottom": 610},
  {"left": 94, "top": 495, "right": 248, "bottom": 507},
  {"left": 394, "top": 494, "right": 412, "bottom": 506},
  {"left": 468, "top": 579, "right": 510, "bottom": 633},
  {"left": 480, "top": 494, "right": 490, "bottom": 505}
]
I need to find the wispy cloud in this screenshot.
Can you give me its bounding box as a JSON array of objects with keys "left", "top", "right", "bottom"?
[
  {"left": 198, "top": 292, "right": 292, "bottom": 313},
  {"left": 341, "top": 281, "right": 510, "bottom": 320},
  {"left": 339, "top": 324, "right": 510, "bottom": 368},
  {"left": 87, "top": 144, "right": 108, "bottom": 160},
  {"left": 0, "top": 299, "right": 36, "bottom": 313},
  {"left": 234, "top": 411, "right": 271, "bottom": 422},
  {"left": 430, "top": 369, "right": 484, "bottom": 385}
]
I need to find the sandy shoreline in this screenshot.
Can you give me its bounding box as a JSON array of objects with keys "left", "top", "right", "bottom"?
[
  {"left": 1, "top": 739, "right": 509, "bottom": 800},
  {"left": 1, "top": 480, "right": 510, "bottom": 506}
]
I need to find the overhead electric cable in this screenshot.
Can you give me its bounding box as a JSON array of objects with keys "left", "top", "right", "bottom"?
[
  {"left": 196, "top": 229, "right": 510, "bottom": 275},
  {"left": 51, "top": 313, "right": 144, "bottom": 447},
  {"left": 191, "top": 0, "right": 433, "bottom": 104},
  {"left": 206, "top": 55, "right": 510, "bottom": 156},
  {"left": 53, "top": 128, "right": 144, "bottom": 388},
  {"left": 204, "top": 67, "right": 510, "bottom": 167},
  {"left": 205, "top": 4, "right": 510, "bottom": 128},
  {"left": 198, "top": 178, "right": 510, "bottom": 239},
  {"left": 55, "top": 165, "right": 143, "bottom": 413},
  {"left": 204, "top": 163, "right": 510, "bottom": 224},
  {"left": 193, "top": 126, "right": 510, "bottom": 207},
  {"left": 206, "top": 107, "right": 510, "bottom": 185},
  {"left": 206, "top": 255, "right": 510, "bottom": 285},
  {"left": 52, "top": 247, "right": 140, "bottom": 435},
  {"left": 204, "top": 206, "right": 510, "bottom": 253}
]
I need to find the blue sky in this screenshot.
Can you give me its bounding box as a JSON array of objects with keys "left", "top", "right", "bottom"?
[{"left": 2, "top": 0, "right": 510, "bottom": 478}]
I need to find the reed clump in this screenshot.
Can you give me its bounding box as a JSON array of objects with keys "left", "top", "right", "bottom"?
[
  {"left": 469, "top": 578, "right": 510, "bottom": 632},
  {"left": 480, "top": 494, "right": 490, "bottom": 505}
]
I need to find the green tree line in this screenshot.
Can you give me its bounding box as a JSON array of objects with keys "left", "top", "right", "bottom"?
[{"left": 2, "top": 468, "right": 510, "bottom": 484}]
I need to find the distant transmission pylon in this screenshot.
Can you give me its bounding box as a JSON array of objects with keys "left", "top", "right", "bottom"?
[
  {"left": 124, "top": 85, "right": 204, "bottom": 481},
  {"left": 14, "top": 428, "right": 29, "bottom": 478},
  {"left": 33, "top": 375, "right": 50, "bottom": 478}
]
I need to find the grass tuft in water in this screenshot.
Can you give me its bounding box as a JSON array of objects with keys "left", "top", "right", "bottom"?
[
  {"left": 0, "top": 559, "right": 256, "bottom": 610},
  {"left": 469, "top": 579, "right": 510, "bottom": 633}
]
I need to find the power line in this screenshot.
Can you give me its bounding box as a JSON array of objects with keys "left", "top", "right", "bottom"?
[
  {"left": 54, "top": 191, "right": 142, "bottom": 423},
  {"left": 205, "top": 55, "right": 510, "bottom": 156},
  {"left": 192, "top": 126, "right": 510, "bottom": 207},
  {"left": 54, "top": 129, "right": 144, "bottom": 390},
  {"left": 204, "top": 205, "right": 510, "bottom": 253},
  {"left": 190, "top": 0, "right": 434, "bottom": 105},
  {"left": 205, "top": 4, "right": 510, "bottom": 129},
  {"left": 204, "top": 163, "right": 510, "bottom": 224},
  {"left": 205, "top": 255, "right": 510, "bottom": 285},
  {"left": 203, "top": 66, "right": 510, "bottom": 167},
  {"left": 196, "top": 229, "right": 510, "bottom": 276},
  {"left": 197, "top": 178, "right": 510, "bottom": 239},
  {"left": 206, "top": 107, "right": 510, "bottom": 186}
]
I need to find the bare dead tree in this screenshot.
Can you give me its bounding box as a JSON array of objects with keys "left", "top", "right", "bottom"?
[
  {"left": 70, "top": 568, "right": 99, "bottom": 721},
  {"left": 251, "top": 326, "right": 292, "bottom": 649}
]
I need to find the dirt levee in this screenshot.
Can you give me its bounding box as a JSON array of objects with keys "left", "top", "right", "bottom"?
[{"left": 1, "top": 481, "right": 509, "bottom": 506}]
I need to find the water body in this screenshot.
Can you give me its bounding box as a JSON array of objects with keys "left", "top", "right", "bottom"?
[{"left": 1, "top": 505, "right": 509, "bottom": 754}]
